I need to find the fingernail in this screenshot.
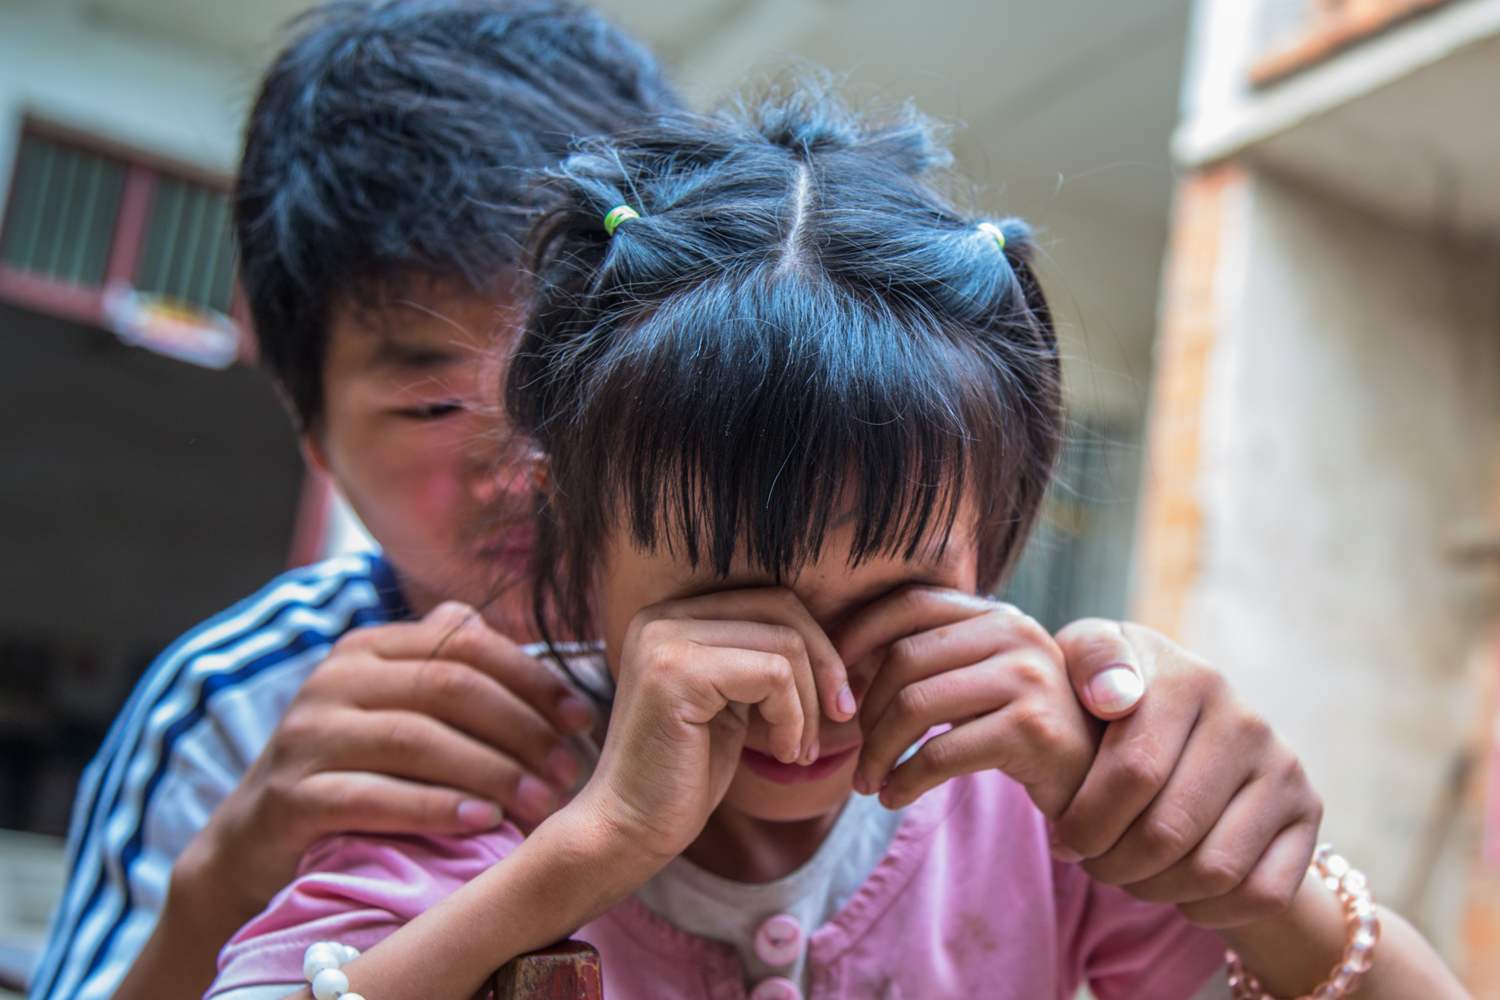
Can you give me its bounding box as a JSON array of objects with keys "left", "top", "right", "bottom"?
[
  {"left": 457, "top": 799, "right": 503, "bottom": 829},
  {"left": 1050, "top": 843, "right": 1084, "bottom": 864},
  {"left": 1088, "top": 666, "right": 1144, "bottom": 714},
  {"left": 853, "top": 773, "right": 869, "bottom": 795},
  {"left": 835, "top": 685, "right": 857, "bottom": 718},
  {"left": 805, "top": 740, "right": 820, "bottom": 765},
  {"left": 515, "top": 775, "right": 557, "bottom": 819},
  {"left": 545, "top": 746, "right": 580, "bottom": 788},
  {"left": 559, "top": 695, "right": 595, "bottom": 733}
]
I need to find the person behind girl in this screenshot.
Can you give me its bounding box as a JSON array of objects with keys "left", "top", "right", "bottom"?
[
  {"left": 30, "top": 5, "right": 681, "bottom": 1000},
  {"left": 206, "top": 90, "right": 1463, "bottom": 1000}
]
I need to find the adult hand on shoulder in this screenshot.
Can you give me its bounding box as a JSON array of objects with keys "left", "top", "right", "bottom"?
[
  {"left": 1049, "top": 621, "right": 1323, "bottom": 929},
  {"left": 1053, "top": 617, "right": 1150, "bottom": 721},
  {"left": 174, "top": 601, "right": 595, "bottom": 923}
]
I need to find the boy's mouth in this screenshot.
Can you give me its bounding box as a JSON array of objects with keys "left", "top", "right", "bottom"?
[
  {"left": 476, "top": 528, "right": 535, "bottom": 560},
  {"left": 740, "top": 743, "right": 859, "bottom": 785}
]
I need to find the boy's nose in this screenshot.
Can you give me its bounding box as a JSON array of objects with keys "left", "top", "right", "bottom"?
[{"left": 468, "top": 450, "right": 542, "bottom": 505}]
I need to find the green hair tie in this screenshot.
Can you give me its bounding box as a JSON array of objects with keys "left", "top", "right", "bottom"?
[
  {"left": 976, "top": 221, "right": 1006, "bottom": 253},
  {"left": 603, "top": 204, "right": 640, "bottom": 236}
]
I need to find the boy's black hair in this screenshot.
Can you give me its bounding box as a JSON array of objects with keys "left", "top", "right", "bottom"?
[
  {"left": 508, "top": 85, "right": 1064, "bottom": 642},
  {"left": 235, "top": 0, "right": 681, "bottom": 428}
]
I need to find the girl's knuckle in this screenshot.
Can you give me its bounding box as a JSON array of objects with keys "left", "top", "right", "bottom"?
[
  {"left": 1235, "top": 872, "right": 1298, "bottom": 921},
  {"left": 1191, "top": 666, "right": 1229, "bottom": 701},
  {"left": 1276, "top": 750, "right": 1309, "bottom": 789},
  {"left": 380, "top": 716, "right": 421, "bottom": 755},
  {"left": 1304, "top": 790, "right": 1325, "bottom": 828},
  {"left": 913, "top": 741, "right": 955, "bottom": 780},
  {"left": 637, "top": 617, "right": 676, "bottom": 649},
  {"left": 1139, "top": 807, "right": 1196, "bottom": 861},
  {"left": 1112, "top": 744, "right": 1167, "bottom": 797},
  {"left": 418, "top": 660, "right": 468, "bottom": 703},
  {"left": 1008, "top": 656, "right": 1053, "bottom": 692},
  {"left": 1189, "top": 850, "right": 1246, "bottom": 897},
  {"left": 771, "top": 624, "right": 805, "bottom": 656},
  {"left": 887, "top": 634, "right": 921, "bottom": 673},
  {"left": 891, "top": 684, "right": 931, "bottom": 724},
  {"left": 1011, "top": 703, "right": 1062, "bottom": 750},
  {"left": 1237, "top": 711, "right": 1273, "bottom": 748}
]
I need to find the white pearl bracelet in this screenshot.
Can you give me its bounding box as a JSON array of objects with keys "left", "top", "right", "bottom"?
[
  {"left": 1225, "top": 844, "right": 1381, "bottom": 1000},
  {"left": 301, "top": 941, "right": 367, "bottom": 1000}
]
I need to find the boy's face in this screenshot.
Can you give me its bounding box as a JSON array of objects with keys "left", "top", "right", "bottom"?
[{"left": 305, "top": 278, "right": 537, "bottom": 639}]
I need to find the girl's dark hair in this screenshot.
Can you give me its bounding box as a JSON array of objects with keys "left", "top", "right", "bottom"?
[{"left": 507, "top": 87, "right": 1063, "bottom": 643}]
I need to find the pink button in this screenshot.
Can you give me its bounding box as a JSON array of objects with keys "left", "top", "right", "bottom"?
[
  {"left": 753, "top": 913, "right": 803, "bottom": 967},
  {"left": 749, "top": 976, "right": 802, "bottom": 1000}
]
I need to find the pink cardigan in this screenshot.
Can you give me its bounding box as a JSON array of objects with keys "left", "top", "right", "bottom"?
[{"left": 212, "top": 771, "right": 1224, "bottom": 999}]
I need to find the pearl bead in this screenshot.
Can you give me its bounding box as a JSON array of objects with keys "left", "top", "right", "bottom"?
[
  {"left": 311, "top": 967, "right": 350, "bottom": 1000},
  {"left": 337, "top": 944, "right": 361, "bottom": 964},
  {"left": 343, "top": 995, "right": 366, "bottom": 1000},
  {"left": 302, "top": 943, "right": 342, "bottom": 982}
]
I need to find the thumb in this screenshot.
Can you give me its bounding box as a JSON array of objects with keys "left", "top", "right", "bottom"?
[{"left": 1053, "top": 618, "right": 1147, "bottom": 721}]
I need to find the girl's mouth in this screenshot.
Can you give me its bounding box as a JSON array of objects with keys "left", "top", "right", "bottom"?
[{"left": 739, "top": 744, "right": 859, "bottom": 785}]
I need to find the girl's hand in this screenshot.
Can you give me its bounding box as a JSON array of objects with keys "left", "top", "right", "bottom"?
[
  {"left": 573, "top": 588, "right": 848, "bottom": 867},
  {"left": 1050, "top": 621, "right": 1323, "bottom": 929},
  {"left": 834, "top": 587, "right": 1096, "bottom": 817}
]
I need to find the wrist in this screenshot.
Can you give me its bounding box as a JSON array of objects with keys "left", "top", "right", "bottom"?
[
  {"left": 1218, "top": 847, "right": 1380, "bottom": 998},
  {"left": 168, "top": 827, "right": 265, "bottom": 942},
  {"left": 535, "top": 795, "right": 673, "bottom": 907},
  {"left": 1218, "top": 871, "right": 1345, "bottom": 985}
]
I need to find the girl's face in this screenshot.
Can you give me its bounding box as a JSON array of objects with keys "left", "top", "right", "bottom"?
[{"left": 597, "top": 512, "right": 981, "bottom": 824}]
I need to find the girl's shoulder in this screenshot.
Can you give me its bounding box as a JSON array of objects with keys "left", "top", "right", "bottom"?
[
  {"left": 293, "top": 825, "right": 525, "bottom": 909},
  {"left": 211, "top": 827, "right": 525, "bottom": 996}
]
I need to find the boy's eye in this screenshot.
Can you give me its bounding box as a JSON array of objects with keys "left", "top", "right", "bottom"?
[{"left": 396, "top": 401, "right": 465, "bottom": 420}]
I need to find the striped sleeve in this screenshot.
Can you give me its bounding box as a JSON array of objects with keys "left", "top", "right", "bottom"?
[{"left": 28, "top": 554, "right": 407, "bottom": 1000}]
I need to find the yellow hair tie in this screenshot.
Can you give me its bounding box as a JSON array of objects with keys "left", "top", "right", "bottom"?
[
  {"left": 603, "top": 204, "right": 640, "bottom": 236},
  {"left": 976, "top": 221, "right": 1006, "bottom": 253}
]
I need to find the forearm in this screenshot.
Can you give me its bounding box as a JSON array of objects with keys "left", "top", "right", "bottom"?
[
  {"left": 1219, "top": 871, "right": 1466, "bottom": 999},
  {"left": 275, "top": 803, "right": 656, "bottom": 1000}
]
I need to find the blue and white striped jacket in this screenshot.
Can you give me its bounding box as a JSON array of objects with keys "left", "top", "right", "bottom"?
[{"left": 29, "top": 553, "right": 409, "bottom": 1000}]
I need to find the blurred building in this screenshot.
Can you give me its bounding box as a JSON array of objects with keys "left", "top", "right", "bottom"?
[
  {"left": 1136, "top": 0, "right": 1500, "bottom": 988},
  {"left": 0, "top": 1, "right": 315, "bottom": 987},
  {"left": 0, "top": 0, "right": 321, "bottom": 845}
]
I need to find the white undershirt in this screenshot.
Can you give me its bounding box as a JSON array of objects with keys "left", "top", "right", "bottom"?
[{"left": 633, "top": 792, "right": 905, "bottom": 993}]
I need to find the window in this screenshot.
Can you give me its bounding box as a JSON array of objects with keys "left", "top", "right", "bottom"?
[
  {"left": 0, "top": 118, "right": 246, "bottom": 341},
  {"left": 1002, "top": 421, "right": 1142, "bottom": 629}
]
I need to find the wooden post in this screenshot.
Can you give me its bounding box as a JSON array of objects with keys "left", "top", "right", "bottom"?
[{"left": 491, "top": 941, "right": 603, "bottom": 1000}]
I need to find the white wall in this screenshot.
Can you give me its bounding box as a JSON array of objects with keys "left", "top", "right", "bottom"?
[
  {"left": 0, "top": 0, "right": 256, "bottom": 211},
  {"left": 1182, "top": 168, "right": 1500, "bottom": 954}
]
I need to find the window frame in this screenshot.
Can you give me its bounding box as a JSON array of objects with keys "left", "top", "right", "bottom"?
[{"left": 0, "top": 115, "right": 253, "bottom": 357}]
